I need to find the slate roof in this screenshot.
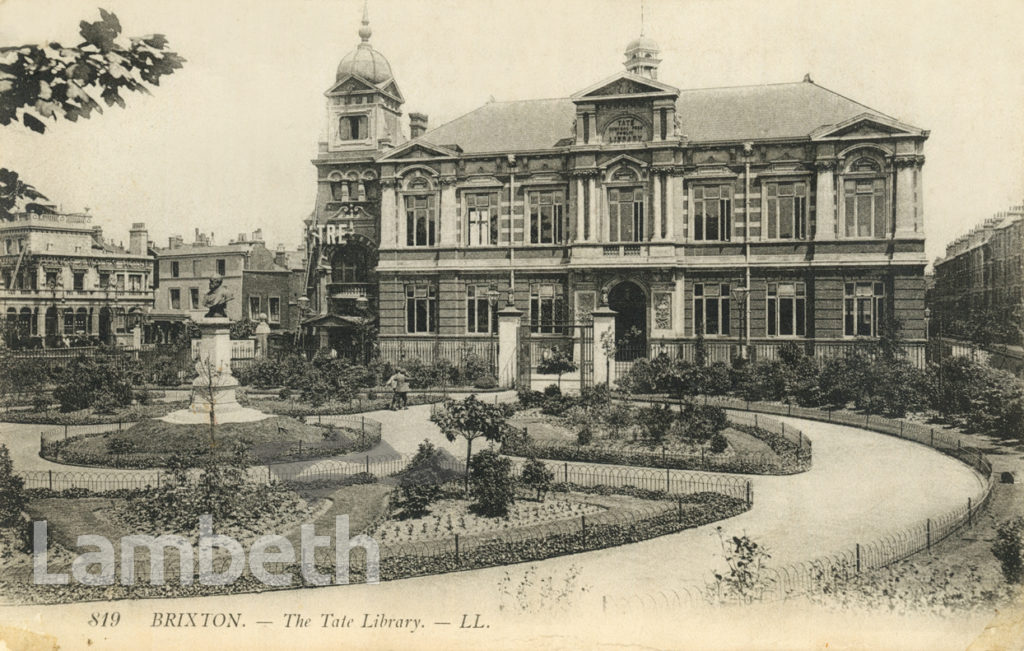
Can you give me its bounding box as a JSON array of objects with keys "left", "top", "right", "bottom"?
[{"left": 417, "top": 81, "right": 899, "bottom": 154}]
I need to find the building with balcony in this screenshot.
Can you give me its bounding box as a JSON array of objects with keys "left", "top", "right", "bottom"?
[
  {"left": 303, "top": 10, "right": 930, "bottom": 370},
  {"left": 0, "top": 210, "right": 153, "bottom": 347},
  {"left": 930, "top": 204, "right": 1023, "bottom": 346},
  {"left": 150, "top": 229, "right": 303, "bottom": 342}
]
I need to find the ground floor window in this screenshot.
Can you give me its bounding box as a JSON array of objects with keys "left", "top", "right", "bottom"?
[
  {"left": 844, "top": 281, "right": 885, "bottom": 336},
  {"left": 767, "top": 282, "right": 806, "bottom": 336},
  {"left": 269, "top": 297, "right": 281, "bottom": 323},
  {"left": 530, "top": 284, "right": 565, "bottom": 334},
  {"left": 694, "top": 283, "right": 730, "bottom": 335},
  {"left": 466, "top": 285, "right": 496, "bottom": 334},
  {"left": 190, "top": 287, "right": 200, "bottom": 310},
  {"left": 406, "top": 284, "right": 436, "bottom": 333},
  {"left": 249, "top": 296, "right": 261, "bottom": 319}
]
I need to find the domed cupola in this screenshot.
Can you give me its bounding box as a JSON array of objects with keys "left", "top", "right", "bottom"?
[
  {"left": 336, "top": 3, "right": 394, "bottom": 84},
  {"left": 624, "top": 32, "right": 661, "bottom": 80}
]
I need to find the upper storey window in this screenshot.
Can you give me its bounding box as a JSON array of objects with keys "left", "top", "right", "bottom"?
[
  {"left": 608, "top": 188, "right": 644, "bottom": 242},
  {"left": 841, "top": 156, "right": 890, "bottom": 239},
  {"left": 466, "top": 193, "right": 498, "bottom": 246},
  {"left": 405, "top": 195, "right": 436, "bottom": 246},
  {"left": 528, "top": 190, "right": 564, "bottom": 244},
  {"left": 693, "top": 185, "right": 732, "bottom": 242},
  {"left": 764, "top": 182, "right": 808, "bottom": 240},
  {"left": 338, "top": 115, "right": 368, "bottom": 141},
  {"left": 605, "top": 117, "right": 646, "bottom": 144}
]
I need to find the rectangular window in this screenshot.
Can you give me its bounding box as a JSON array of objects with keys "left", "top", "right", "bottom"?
[
  {"left": 190, "top": 287, "right": 200, "bottom": 310},
  {"left": 466, "top": 193, "right": 498, "bottom": 246},
  {"left": 530, "top": 284, "right": 565, "bottom": 334},
  {"left": 405, "top": 284, "right": 437, "bottom": 333},
  {"left": 844, "top": 281, "right": 886, "bottom": 337},
  {"left": 466, "top": 285, "right": 497, "bottom": 334},
  {"left": 128, "top": 274, "right": 142, "bottom": 291},
  {"left": 269, "top": 297, "right": 281, "bottom": 323},
  {"left": 171, "top": 261, "right": 180, "bottom": 278},
  {"left": 169, "top": 289, "right": 181, "bottom": 310},
  {"left": 694, "top": 185, "right": 732, "bottom": 242},
  {"left": 608, "top": 188, "right": 644, "bottom": 242},
  {"left": 98, "top": 272, "right": 110, "bottom": 289},
  {"left": 72, "top": 272, "right": 85, "bottom": 291},
  {"left": 216, "top": 259, "right": 226, "bottom": 276},
  {"left": 528, "top": 190, "right": 564, "bottom": 244},
  {"left": 844, "top": 178, "right": 888, "bottom": 238},
  {"left": 405, "top": 195, "right": 437, "bottom": 246},
  {"left": 764, "top": 182, "right": 808, "bottom": 240},
  {"left": 693, "top": 283, "right": 730, "bottom": 335},
  {"left": 766, "top": 282, "right": 807, "bottom": 337},
  {"left": 339, "top": 115, "right": 367, "bottom": 141},
  {"left": 249, "top": 296, "right": 261, "bottom": 319},
  {"left": 192, "top": 260, "right": 199, "bottom": 276}
]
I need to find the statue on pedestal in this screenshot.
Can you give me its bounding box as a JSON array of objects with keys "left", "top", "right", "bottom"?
[{"left": 202, "top": 275, "right": 232, "bottom": 318}]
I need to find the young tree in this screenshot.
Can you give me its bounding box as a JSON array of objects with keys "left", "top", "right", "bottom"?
[
  {"left": 536, "top": 346, "right": 577, "bottom": 390},
  {"left": 430, "top": 394, "right": 515, "bottom": 495},
  {"left": 0, "top": 444, "right": 26, "bottom": 528},
  {"left": 519, "top": 457, "right": 554, "bottom": 502},
  {"left": 0, "top": 9, "right": 185, "bottom": 215}
]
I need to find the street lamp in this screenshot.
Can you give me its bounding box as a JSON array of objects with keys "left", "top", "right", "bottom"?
[
  {"left": 487, "top": 285, "right": 501, "bottom": 374},
  {"left": 732, "top": 286, "right": 750, "bottom": 361}
]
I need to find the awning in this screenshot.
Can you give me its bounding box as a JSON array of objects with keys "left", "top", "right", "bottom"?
[{"left": 301, "top": 313, "right": 372, "bottom": 328}]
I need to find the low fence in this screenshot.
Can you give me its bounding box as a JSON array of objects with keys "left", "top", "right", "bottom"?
[
  {"left": 601, "top": 395, "right": 994, "bottom": 611},
  {"left": 377, "top": 337, "right": 496, "bottom": 374}
]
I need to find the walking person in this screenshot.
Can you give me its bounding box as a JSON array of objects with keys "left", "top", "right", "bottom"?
[{"left": 386, "top": 367, "right": 409, "bottom": 410}]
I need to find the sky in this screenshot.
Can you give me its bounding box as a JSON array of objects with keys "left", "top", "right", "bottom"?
[{"left": 1, "top": 0, "right": 1022, "bottom": 264}]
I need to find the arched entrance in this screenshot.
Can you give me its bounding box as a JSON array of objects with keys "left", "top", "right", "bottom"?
[{"left": 607, "top": 280, "right": 647, "bottom": 359}]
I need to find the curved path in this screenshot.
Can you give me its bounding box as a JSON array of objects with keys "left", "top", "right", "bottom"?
[{"left": 0, "top": 400, "right": 989, "bottom": 647}]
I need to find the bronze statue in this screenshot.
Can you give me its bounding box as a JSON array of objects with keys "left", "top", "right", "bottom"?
[{"left": 201, "top": 275, "right": 232, "bottom": 318}]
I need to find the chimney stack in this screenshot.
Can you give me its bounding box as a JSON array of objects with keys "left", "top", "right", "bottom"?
[
  {"left": 169, "top": 234, "right": 183, "bottom": 249},
  {"left": 409, "top": 112, "right": 428, "bottom": 139},
  {"left": 129, "top": 222, "right": 147, "bottom": 256},
  {"left": 274, "top": 243, "right": 288, "bottom": 268}
]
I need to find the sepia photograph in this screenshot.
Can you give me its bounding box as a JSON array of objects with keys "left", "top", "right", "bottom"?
[{"left": 0, "top": 0, "right": 1022, "bottom": 648}]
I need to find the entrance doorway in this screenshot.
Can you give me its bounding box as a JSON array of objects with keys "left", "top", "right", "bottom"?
[{"left": 607, "top": 281, "right": 646, "bottom": 360}]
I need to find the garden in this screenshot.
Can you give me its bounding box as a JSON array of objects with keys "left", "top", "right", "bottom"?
[{"left": 506, "top": 384, "right": 809, "bottom": 474}]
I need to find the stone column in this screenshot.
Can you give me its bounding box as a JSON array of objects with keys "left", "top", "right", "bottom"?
[
  {"left": 35, "top": 308, "right": 46, "bottom": 340},
  {"left": 587, "top": 177, "right": 598, "bottom": 243},
  {"left": 90, "top": 308, "right": 100, "bottom": 336},
  {"left": 576, "top": 177, "right": 586, "bottom": 242},
  {"left": 894, "top": 159, "right": 918, "bottom": 238},
  {"left": 440, "top": 178, "right": 457, "bottom": 246},
  {"left": 497, "top": 304, "right": 522, "bottom": 388},
  {"left": 592, "top": 304, "right": 617, "bottom": 386},
  {"left": 652, "top": 173, "right": 662, "bottom": 240},
  {"left": 665, "top": 172, "right": 675, "bottom": 241},
  {"left": 380, "top": 181, "right": 398, "bottom": 247},
  {"left": 814, "top": 161, "right": 837, "bottom": 240}
]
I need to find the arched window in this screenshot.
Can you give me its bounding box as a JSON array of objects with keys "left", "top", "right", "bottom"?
[
  {"left": 402, "top": 174, "right": 438, "bottom": 247},
  {"left": 840, "top": 154, "right": 890, "bottom": 239}
]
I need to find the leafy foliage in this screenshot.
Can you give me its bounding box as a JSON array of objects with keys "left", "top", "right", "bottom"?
[
  {"left": 0, "top": 9, "right": 184, "bottom": 216},
  {"left": 392, "top": 440, "right": 450, "bottom": 519},
  {"left": 536, "top": 347, "right": 577, "bottom": 389},
  {"left": 51, "top": 355, "right": 132, "bottom": 412},
  {"left": 468, "top": 449, "right": 516, "bottom": 517},
  {"left": 0, "top": 445, "right": 26, "bottom": 528},
  {"left": 708, "top": 527, "right": 774, "bottom": 604},
  {"left": 519, "top": 457, "right": 554, "bottom": 501},
  {"left": 430, "top": 394, "right": 515, "bottom": 494},
  {"left": 992, "top": 517, "right": 1024, "bottom": 584}
]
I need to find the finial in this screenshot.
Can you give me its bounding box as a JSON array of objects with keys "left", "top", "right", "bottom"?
[
  {"left": 358, "top": 0, "right": 372, "bottom": 42},
  {"left": 640, "top": 0, "right": 645, "bottom": 36}
]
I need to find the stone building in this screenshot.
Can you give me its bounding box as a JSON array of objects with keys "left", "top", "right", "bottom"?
[
  {"left": 930, "top": 204, "right": 1023, "bottom": 345},
  {"left": 303, "top": 10, "right": 930, "bottom": 373},
  {"left": 150, "top": 229, "right": 301, "bottom": 341},
  {"left": 0, "top": 209, "right": 153, "bottom": 347}
]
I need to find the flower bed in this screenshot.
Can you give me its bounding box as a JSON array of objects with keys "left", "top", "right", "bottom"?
[
  {"left": 373, "top": 496, "right": 605, "bottom": 545},
  {"left": 242, "top": 393, "right": 445, "bottom": 417},
  {"left": 2, "top": 401, "right": 187, "bottom": 425}
]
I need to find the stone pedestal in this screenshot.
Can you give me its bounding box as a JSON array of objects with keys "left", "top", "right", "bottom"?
[
  {"left": 592, "top": 306, "right": 617, "bottom": 386},
  {"left": 497, "top": 305, "right": 523, "bottom": 388},
  {"left": 162, "top": 318, "right": 267, "bottom": 424}
]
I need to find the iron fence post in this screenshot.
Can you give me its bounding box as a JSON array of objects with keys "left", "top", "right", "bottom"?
[
  {"left": 267, "top": 465, "right": 272, "bottom": 485},
  {"left": 48, "top": 469, "right": 52, "bottom": 491},
  {"left": 64, "top": 424, "right": 68, "bottom": 439},
  {"left": 366, "top": 455, "right": 370, "bottom": 475},
  {"left": 455, "top": 533, "right": 460, "bottom": 562},
  {"left": 855, "top": 543, "right": 861, "bottom": 573},
  {"left": 665, "top": 467, "right": 670, "bottom": 492},
  {"left": 677, "top": 497, "right": 683, "bottom": 522},
  {"left": 930, "top": 428, "right": 934, "bottom": 447},
  {"left": 926, "top": 519, "right": 931, "bottom": 550},
  {"left": 968, "top": 498, "right": 972, "bottom": 527},
  {"left": 900, "top": 420, "right": 904, "bottom": 437},
  {"left": 39, "top": 433, "right": 43, "bottom": 454},
  {"left": 581, "top": 515, "right": 586, "bottom": 546},
  {"left": 564, "top": 462, "right": 568, "bottom": 483},
  {"left": 745, "top": 481, "right": 751, "bottom": 506}
]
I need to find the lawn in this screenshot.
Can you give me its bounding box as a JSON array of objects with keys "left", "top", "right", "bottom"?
[{"left": 50, "top": 416, "right": 371, "bottom": 466}]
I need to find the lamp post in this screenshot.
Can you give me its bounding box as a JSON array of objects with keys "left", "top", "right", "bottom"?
[
  {"left": 296, "top": 295, "right": 313, "bottom": 354},
  {"left": 732, "top": 286, "right": 750, "bottom": 361},
  {"left": 487, "top": 285, "right": 501, "bottom": 375}
]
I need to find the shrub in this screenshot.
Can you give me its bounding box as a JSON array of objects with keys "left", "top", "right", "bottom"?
[
  {"left": 278, "top": 387, "right": 292, "bottom": 400},
  {"left": 536, "top": 347, "right": 577, "bottom": 389},
  {"left": 600, "top": 402, "right": 633, "bottom": 440},
  {"left": 576, "top": 425, "right": 593, "bottom": 446},
  {"left": 578, "top": 384, "right": 612, "bottom": 409},
  {"left": 637, "top": 404, "right": 675, "bottom": 444},
  {"left": 543, "top": 384, "right": 562, "bottom": 398},
  {"left": 856, "top": 359, "right": 928, "bottom": 417},
  {"left": 134, "top": 388, "right": 153, "bottom": 406},
  {"left": 709, "top": 432, "right": 729, "bottom": 454},
  {"left": 474, "top": 374, "right": 498, "bottom": 390},
  {"left": 468, "top": 449, "right": 516, "bottom": 517},
  {"left": 992, "top": 517, "right": 1024, "bottom": 584},
  {"left": 31, "top": 394, "right": 50, "bottom": 412},
  {"left": 703, "top": 362, "right": 733, "bottom": 396},
  {"left": 106, "top": 437, "right": 136, "bottom": 459},
  {"left": 52, "top": 356, "right": 132, "bottom": 412},
  {"left": 460, "top": 353, "right": 491, "bottom": 385},
  {"left": 709, "top": 527, "right": 774, "bottom": 604},
  {"left": 680, "top": 404, "right": 728, "bottom": 444},
  {"left": 540, "top": 394, "right": 578, "bottom": 417},
  {"left": 517, "top": 388, "right": 545, "bottom": 409},
  {"left": 0, "top": 444, "right": 26, "bottom": 528},
  {"left": 519, "top": 457, "right": 554, "bottom": 501}
]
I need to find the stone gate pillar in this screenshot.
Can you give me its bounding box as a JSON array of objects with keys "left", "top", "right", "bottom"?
[
  {"left": 497, "top": 304, "right": 523, "bottom": 388},
  {"left": 592, "top": 304, "right": 617, "bottom": 386}
]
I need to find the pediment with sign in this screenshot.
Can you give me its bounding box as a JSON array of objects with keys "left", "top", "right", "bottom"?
[
  {"left": 325, "top": 74, "right": 377, "bottom": 97},
  {"left": 572, "top": 72, "right": 679, "bottom": 101},
  {"left": 377, "top": 140, "right": 460, "bottom": 161}
]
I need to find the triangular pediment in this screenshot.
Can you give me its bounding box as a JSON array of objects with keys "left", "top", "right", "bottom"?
[
  {"left": 811, "top": 112, "right": 926, "bottom": 140},
  {"left": 599, "top": 153, "right": 648, "bottom": 170},
  {"left": 377, "top": 79, "right": 405, "bottom": 103},
  {"left": 325, "top": 73, "right": 378, "bottom": 97},
  {"left": 572, "top": 72, "right": 679, "bottom": 101},
  {"left": 377, "top": 139, "right": 459, "bottom": 161}
]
